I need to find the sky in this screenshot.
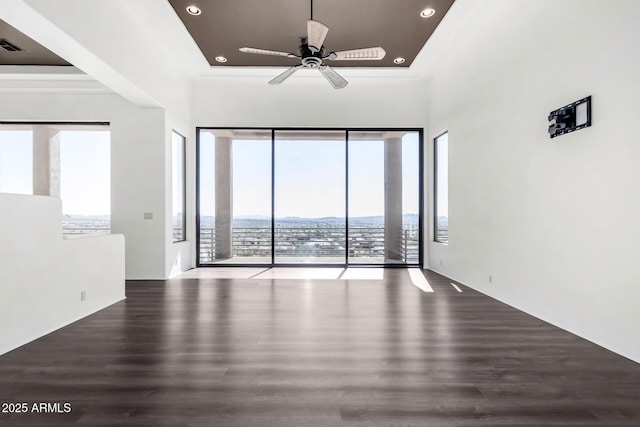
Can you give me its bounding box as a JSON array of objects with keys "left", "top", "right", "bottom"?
[
  {"left": 0, "top": 128, "right": 430, "bottom": 219},
  {"left": 199, "top": 131, "right": 421, "bottom": 218},
  {"left": 0, "top": 129, "right": 110, "bottom": 216},
  {"left": 0, "top": 131, "right": 32, "bottom": 195},
  {"left": 435, "top": 132, "right": 449, "bottom": 217},
  {"left": 172, "top": 131, "right": 185, "bottom": 217}
]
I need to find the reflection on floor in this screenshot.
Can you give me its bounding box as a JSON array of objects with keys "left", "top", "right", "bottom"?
[
  {"left": 206, "top": 256, "right": 398, "bottom": 264},
  {"left": 179, "top": 268, "right": 440, "bottom": 293}
]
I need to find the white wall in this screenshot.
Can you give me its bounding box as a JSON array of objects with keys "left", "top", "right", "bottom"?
[
  {"left": 0, "top": 92, "right": 191, "bottom": 279},
  {"left": 110, "top": 104, "right": 169, "bottom": 279},
  {"left": 193, "top": 77, "right": 427, "bottom": 128},
  {"left": 425, "top": 0, "right": 640, "bottom": 362},
  {"left": 0, "top": 194, "right": 125, "bottom": 355}
]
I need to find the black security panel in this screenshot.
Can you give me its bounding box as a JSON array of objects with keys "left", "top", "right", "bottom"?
[{"left": 548, "top": 96, "right": 591, "bottom": 138}]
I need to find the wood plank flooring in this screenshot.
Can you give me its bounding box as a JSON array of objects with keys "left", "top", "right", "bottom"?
[{"left": 1, "top": 268, "right": 640, "bottom": 426}]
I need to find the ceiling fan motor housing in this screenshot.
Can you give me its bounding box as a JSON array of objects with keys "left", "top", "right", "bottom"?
[
  {"left": 302, "top": 56, "right": 322, "bottom": 68},
  {"left": 299, "top": 43, "right": 325, "bottom": 68}
]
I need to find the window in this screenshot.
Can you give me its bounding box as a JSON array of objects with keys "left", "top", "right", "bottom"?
[
  {"left": 59, "top": 129, "right": 111, "bottom": 234},
  {"left": 172, "top": 131, "right": 186, "bottom": 242},
  {"left": 0, "top": 123, "right": 111, "bottom": 235},
  {"left": 197, "top": 128, "right": 423, "bottom": 266},
  {"left": 434, "top": 132, "right": 448, "bottom": 243}
]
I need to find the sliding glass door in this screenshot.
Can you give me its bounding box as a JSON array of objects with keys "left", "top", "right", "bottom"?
[
  {"left": 198, "top": 129, "right": 272, "bottom": 264},
  {"left": 274, "top": 131, "right": 345, "bottom": 264},
  {"left": 197, "top": 128, "right": 422, "bottom": 267},
  {"left": 347, "top": 132, "right": 420, "bottom": 264}
]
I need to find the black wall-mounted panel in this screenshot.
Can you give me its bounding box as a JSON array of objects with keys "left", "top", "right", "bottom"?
[{"left": 548, "top": 96, "right": 591, "bottom": 139}]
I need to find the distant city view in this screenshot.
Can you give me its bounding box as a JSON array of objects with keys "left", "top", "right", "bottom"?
[
  {"left": 436, "top": 215, "right": 448, "bottom": 243},
  {"left": 62, "top": 215, "right": 110, "bottom": 235},
  {"left": 199, "top": 214, "right": 420, "bottom": 264}
]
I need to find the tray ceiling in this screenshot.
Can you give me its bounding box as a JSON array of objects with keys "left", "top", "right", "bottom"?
[{"left": 169, "top": 0, "right": 455, "bottom": 67}]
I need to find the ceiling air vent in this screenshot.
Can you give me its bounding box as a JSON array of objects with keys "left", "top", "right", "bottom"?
[{"left": 0, "top": 39, "right": 23, "bottom": 52}]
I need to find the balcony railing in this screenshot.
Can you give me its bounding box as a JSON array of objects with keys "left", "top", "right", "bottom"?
[
  {"left": 62, "top": 225, "right": 184, "bottom": 239},
  {"left": 199, "top": 226, "right": 419, "bottom": 264},
  {"left": 62, "top": 226, "right": 110, "bottom": 236},
  {"left": 60, "top": 224, "right": 419, "bottom": 264}
]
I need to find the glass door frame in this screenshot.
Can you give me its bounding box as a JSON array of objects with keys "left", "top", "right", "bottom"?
[{"left": 196, "top": 127, "right": 424, "bottom": 268}]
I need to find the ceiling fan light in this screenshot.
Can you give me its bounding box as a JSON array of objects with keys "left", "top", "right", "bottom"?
[
  {"left": 420, "top": 8, "right": 435, "bottom": 18},
  {"left": 393, "top": 57, "right": 405, "bottom": 64},
  {"left": 186, "top": 5, "right": 202, "bottom": 15},
  {"left": 215, "top": 56, "right": 227, "bottom": 63}
]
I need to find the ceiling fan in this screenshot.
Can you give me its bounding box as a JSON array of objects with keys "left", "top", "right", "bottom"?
[{"left": 238, "top": 2, "right": 385, "bottom": 89}]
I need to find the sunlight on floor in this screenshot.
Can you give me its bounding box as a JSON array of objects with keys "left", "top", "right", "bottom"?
[
  {"left": 340, "top": 268, "right": 385, "bottom": 280},
  {"left": 178, "top": 268, "right": 446, "bottom": 291},
  {"left": 178, "top": 268, "right": 267, "bottom": 279},
  {"left": 253, "top": 268, "right": 343, "bottom": 280},
  {"left": 179, "top": 267, "right": 387, "bottom": 281},
  {"left": 408, "top": 268, "right": 434, "bottom": 292}
]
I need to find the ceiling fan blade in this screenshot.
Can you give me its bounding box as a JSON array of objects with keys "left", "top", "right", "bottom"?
[
  {"left": 307, "top": 20, "right": 329, "bottom": 52},
  {"left": 268, "top": 65, "right": 302, "bottom": 85},
  {"left": 239, "top": 47, "right": 296, "bottom": 58},
  {"left": 318, "top": 65, "right": 348, "bottom": 89},
  {"left": 329, "top": 47, "right": 386, "bottom": 61}
]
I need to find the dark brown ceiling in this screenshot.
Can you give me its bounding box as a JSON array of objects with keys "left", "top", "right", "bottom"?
[
  {"left": 169, "top": 0, "right": 455, "bottom": 67},
  {"left": 0, "top": 19, "right": 70, "bottom": 66}
]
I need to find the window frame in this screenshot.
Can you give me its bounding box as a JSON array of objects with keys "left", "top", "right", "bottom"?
[
  {"left": 172, "top": 130, "right": 187, "bottom": 243},
  {"left": 195, "top": 127, "right": 424, "bottom": 268},
  {"left": 433, "top": 131, "right": 448, "bottom": 244}
]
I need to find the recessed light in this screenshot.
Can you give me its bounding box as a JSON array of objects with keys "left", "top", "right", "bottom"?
[
  {"left": 215, "top": 56, "right": 228, "bottom": 63},
  {"left": 393, "top": 57, "right": 405, "bottom": 64},
  {"left": 420, "top": 8, "right": 435, "bottom": 18},
  {"left": 186, "top": 5, "right": 201, "bottom": 15}
]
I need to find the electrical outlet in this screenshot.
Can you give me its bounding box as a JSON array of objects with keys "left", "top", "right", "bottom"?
[
  {"left": 439, "top": 259, "right": 443, "bottom": 265},
  {"left": 488, "top": 275, "right": 493, "bottom": 284},
  {"left": 80, "top": 290, "right": 86, "bottom": 301}
]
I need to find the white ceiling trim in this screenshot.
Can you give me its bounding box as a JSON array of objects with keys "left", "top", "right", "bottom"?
[
  {"left": 0, "top": 0, "right": 162, "bottom": 107},
  {"left": 0, "top": 65, "right": 87, "bottom": 80},
  {"left": 0, "top": 80, "right": 111, "bottom": 93},
  {"left": 196, "top": 65, "right": 428, "bottom": 87}
]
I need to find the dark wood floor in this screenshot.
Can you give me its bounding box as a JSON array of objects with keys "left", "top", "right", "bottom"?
[{"left": 2, "top": 269, "right": 640, "bottom": 426}]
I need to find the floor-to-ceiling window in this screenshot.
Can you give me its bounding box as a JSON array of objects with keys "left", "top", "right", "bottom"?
[{"left": 197, "top": 128, "right": 422, "bottom": 267}]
